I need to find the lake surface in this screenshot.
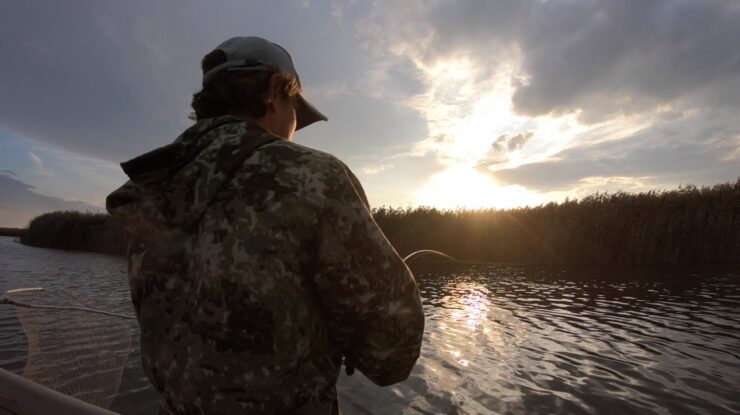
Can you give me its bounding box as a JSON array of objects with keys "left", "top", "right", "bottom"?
[{"left": 1, "top": 236, "right": 739, "bottom": 414}]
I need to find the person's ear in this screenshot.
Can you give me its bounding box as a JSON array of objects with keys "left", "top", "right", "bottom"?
[{"left": 265, "top": 73, "right": 282, "bottom": 114}]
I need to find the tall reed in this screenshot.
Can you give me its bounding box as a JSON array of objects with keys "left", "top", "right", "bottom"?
[
  {"left": 374, "top": 180, "right": 740, "bottom": 266},
  {"left": 19, "top": 179, "right": 740, "bottom": 266},
  {"left": 20, "top": 211, "right": 127, "bottom": 256}
]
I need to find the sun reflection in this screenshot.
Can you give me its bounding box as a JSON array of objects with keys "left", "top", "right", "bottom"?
[
  {"left": 438, "top": 282, "right": 493, "bottom": 367},
  {"left": 451, "top": 283, "right": 491, "bottom": 328},
  {"left": 419, "top": 278, "right": 535, "bottom": 405}
]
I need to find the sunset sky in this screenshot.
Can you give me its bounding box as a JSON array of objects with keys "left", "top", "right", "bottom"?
[{"left": 1, "top": 0, "right": 739, "bottom": 227}]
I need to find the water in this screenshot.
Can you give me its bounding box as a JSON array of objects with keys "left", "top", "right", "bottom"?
[
  {"left": 1, "top": 236, "right": 739, "bottom": 414},
  {"left": 0, "top": 236, "right": 159, "bottom": 414}
]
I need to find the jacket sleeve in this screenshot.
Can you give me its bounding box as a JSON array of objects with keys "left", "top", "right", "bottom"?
[{"left": 312, "top": 162, "right": 425, "bottom": 386}]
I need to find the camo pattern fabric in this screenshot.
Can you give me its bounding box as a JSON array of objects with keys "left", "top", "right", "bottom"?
[{"left": 106, "top": 116, "right": 425, "bottom": 415}]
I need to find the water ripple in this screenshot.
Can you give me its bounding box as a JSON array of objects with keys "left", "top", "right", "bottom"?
[{"left": 2, "top": 238, "right": 740, "bottom": 414}]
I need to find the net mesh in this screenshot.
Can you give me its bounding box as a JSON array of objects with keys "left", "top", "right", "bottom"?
[{"left": 4, "top": 288, "right": 133, "bottom": 409}]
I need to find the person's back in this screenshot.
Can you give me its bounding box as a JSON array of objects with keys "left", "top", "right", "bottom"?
[{"left": 106, "top": 37, "right": 424, "bottom": 414}]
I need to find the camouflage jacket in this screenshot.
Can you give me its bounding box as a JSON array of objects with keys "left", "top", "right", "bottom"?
[{"left": 106, "top": 116, "right": 425, "bottom": 414}]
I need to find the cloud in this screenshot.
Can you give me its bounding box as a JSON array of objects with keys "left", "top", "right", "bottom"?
[
  {"left": 491, "top": 108, "right": 740, "bottom": 191},
  {"left": 358, "top": 0, "right": 740, "bottom": 118},
  {"left": 511, "top": 0, "right": 740, "bottom": 121},
  {"left": 723, "top": 134, "right": 740, "bottom": 162},
  {"left": 506, "top": 132, "right": 533, "bottom": 152},
  {"left": 29, "top": 151, "right": 53, "bottom": 176},
  {"left": 0, "top": 171, "right": 98, "bottom": 227},
  {"left": 0, "top": 0, "right": 430, "bottom": 210},
  {"left": 478, "top": 131, "right": 535, "bottom": 167},
  {"left": 0, "top": 1, "right": 198, "bottom": 161},
  {"left": 365, "top": 0, "right": 740, "bottom": 121},
  {"left": 566, "top": 176, "right": 658, "bottom": 198},
  {"left": 491, "top": 131, "right": 534, "bottom": 153},
  {"left": 1, "top": 0, "right": 738, "bottom": 211},
  {"left": 0, "top": 0, "right": 376, "bottom": 162},
  {"left": 28, "top": 152, "right": 42, "bottom": 165},
  {"left": 352, "top": 0, "right": 740, "bottom": 195},
  {"left": 362, "top": 163, "right": 393, "bottom": 175}
]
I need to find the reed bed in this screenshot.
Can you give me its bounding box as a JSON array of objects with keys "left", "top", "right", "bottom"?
[
  {"left": 0, "top": 227, "right": 26, "bottom": 237},
  {"left": 18, "top": 180, "right": 740, "bottom": 266},
  {"left": 20, "top": 211, "right": 127, "bottom": 256},
  {"left": 374, "top": 180, "right": 740, "bottom": 266}
]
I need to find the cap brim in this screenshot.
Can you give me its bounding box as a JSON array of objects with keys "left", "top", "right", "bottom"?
[{"left": 295, "top": 93, "right": 328, "bottom": 130}]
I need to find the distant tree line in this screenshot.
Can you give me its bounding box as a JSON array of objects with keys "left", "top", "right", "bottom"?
[
  {"left": 18, "top": 179, "right": 740, "bottom": 266},
  {"left": 20, "top": 211, "right": 127, "bottom": 256},
  {"left": 0, "top": 227, "right": 26, "bottom": 237}
]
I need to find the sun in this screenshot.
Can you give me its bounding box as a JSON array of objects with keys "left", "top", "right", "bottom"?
[{"left": 413, "top": 166, "right": 545, "bottom": 210}]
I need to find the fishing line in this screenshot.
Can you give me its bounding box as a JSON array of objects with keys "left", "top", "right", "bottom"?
[{"left": 0, "top": 251, "right": 463, "bottom": 318}]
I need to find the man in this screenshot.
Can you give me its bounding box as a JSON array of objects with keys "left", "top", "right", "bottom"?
[{"left": 106, "top": 36, "right": 425, "bottom": 414}]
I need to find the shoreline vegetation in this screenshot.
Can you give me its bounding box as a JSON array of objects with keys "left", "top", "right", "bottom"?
[
  {"left": 15, "top": 179, "right": 740, "bottom": 266},
  {"left": 19, "top": 211, "right": 127, "bottom": 256},
  {"left": 0, "top": 228, "right": 26, "bottom": 237}
]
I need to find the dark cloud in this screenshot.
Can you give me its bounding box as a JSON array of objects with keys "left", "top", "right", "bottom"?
[
  {"left": 0, "top": 0, "right": 373, "bottom": 162},
  {"left": 414, "top": 0, "right": 740, "bottom": 121},
  {"left": 506, "top": 132, "right": 533, "bottom": 151},
  {"left": 478, "top": 131, "right": 534, "bottom": 168},
  {"left": 513, "top": 0, "right": 740, "bottom": 121},
  {"left": 0, "top": 172, "right": 97, "bottom": 227},
  {"left": 0, "top": 1, "right": 194, "bottom": 161}
]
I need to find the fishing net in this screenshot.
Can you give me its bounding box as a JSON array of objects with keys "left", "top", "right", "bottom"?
[{"left": 2, "top": 288, "right": 134, "bottom": 409}]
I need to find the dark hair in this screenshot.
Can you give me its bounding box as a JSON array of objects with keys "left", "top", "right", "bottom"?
[{"left": 190, "top": 50, "right": 301, "bottom": 121}]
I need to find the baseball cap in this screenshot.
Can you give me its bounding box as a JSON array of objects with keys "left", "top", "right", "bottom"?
[{"left": 202, "top": 36, "right": 328, "bottom": 130}]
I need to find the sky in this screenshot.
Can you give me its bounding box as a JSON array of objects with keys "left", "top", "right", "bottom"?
[{"left": 1, "top": 0, "right": 739, "bottom": 227}]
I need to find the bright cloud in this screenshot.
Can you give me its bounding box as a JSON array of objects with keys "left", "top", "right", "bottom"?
[
  {"left": 354, "top": 0, "right": 740, "bottom": 205},
  {"left": 362, "top": 163, "right": 394, "bottom": 175},
  {"left": 29, "top": 151, "right": 53, "bottom": 176}
]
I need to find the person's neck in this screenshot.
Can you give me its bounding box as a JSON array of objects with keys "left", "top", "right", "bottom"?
[
  {"left": 230, "top": 112, "right": 291, "bottom": 140},
  {"left": 232, "top": 113, "right": 272, "bottom": 135}
]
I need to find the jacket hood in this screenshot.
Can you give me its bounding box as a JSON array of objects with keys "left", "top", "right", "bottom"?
[{"left": 106, "top": 116, "right": 278, "bottom": 245}]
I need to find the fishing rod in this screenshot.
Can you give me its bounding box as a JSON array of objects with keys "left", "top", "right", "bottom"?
[
  {"left": 404, "top": 249, "right": 511, "bottom": 266},
  {"left": 404, "top": 249, "right": 457, "bottom": 262}
]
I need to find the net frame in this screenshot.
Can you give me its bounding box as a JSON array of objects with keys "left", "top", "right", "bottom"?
[{"left": 1, "top": 287, "right": 134, "bottom": 409}]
